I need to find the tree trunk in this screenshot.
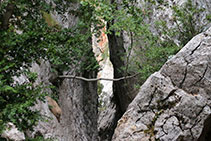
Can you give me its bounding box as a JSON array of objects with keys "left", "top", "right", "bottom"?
[{"left": 108, "top": 31, "right": 134, "bottom": 112}]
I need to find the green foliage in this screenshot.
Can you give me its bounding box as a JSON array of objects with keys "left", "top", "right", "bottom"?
[
  {"left": 137, "top": 0, "right": 209, "bottom": 83},
  {"left": 0, "top": 0, "right": 208, "bottom": 137},
  {"left": 206, "top": 14, "right": 211, "bottom": 21},
  {"left": 42, "top": 12, "right": 59, "bottom": 27},
  {"left": 0, "top": 0, "right": 99, "bottom": 135},
  {"left": 138, "top": 39, "right": 179, "bottom": 82},
  {"left": 0, "top": 72, "right": 46, "bottom": 133},
  {"left": 171, "top": 0, "right": 208, "bottom": 46},
  {"left": 90, "top": 0, "right": 208, "bottom": 86},
  {"left": 0, "top": 0, "right": 54, "bottom": 133},
  {"left": 88, "top": 0, "right": 179, "bottom": 83},
  {"left": 99, "top": 0, "right": 208, "bottom": 85},
  {"left": 135, "top": 0, "right": 210, "bottom": 83},
  {"left": 144, "top": 110, "right": 163, "bottom": 138}
]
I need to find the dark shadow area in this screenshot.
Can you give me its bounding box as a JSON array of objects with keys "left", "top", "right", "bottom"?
[
  {"left": 0, "top": 137, "right": 7, "bottom": 141},
  {"left": 197, "top": 114, "right": 211, "bottom": 141}
]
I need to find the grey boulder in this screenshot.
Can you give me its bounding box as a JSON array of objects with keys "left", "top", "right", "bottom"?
[{"left": 112, "top": 27, "right": 211, "bottom": 141}]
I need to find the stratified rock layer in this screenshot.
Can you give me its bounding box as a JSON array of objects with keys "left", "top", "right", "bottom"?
[{"left": 112, "top": 27, "right": 211, "bottom": 141}]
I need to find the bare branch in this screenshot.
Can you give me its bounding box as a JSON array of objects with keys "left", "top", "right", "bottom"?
[
  {"left": 59, "top": 72, "right": 140, "bottom": 82},
  {"left": 1, "top": 3, "right": 15, "bottom": 30}
]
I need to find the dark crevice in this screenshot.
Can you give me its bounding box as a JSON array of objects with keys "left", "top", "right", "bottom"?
[
  {"left": 160, "top": 88, "right": 178, "bottom": 103},
  {"left": 179, "top": 65, "right": 188, "bottom": 88},
  {"left": 136, "top": 104, "right": 151, "bottom": 122},
  {"left": 157, "top": 93, "right": 181, "bottom": 112},
  {"left": 194, "top": 64, "right": 209, "bottom": 85},
  {"left": 99, "top": 18, "right": 136, "bottom": 140},
  {"left": 0, "top": 137, "right": 7, "bottom": 141},
  {"left": 160, "top": 115, "right": 173, "bottom": 135},
  {"left": 189, "top": 128, "right": 194, "bottom": 139},
  {"left": 135, "top": 117, "right": 141, "bottom": 123},
  {"left": 190, "top": 118, "right": 202, "bottom": 133},
  {"left": 132, "top": 129, "right": 144, "bottom": 135},
  {"left": 174, "top": 114, "right": 185, "bottom": 131},
  {"left": 194, "top": 105, "right": 207, "bottom": 119},
  {"left": 157, "top": 133, "right": 166, "bottom": 139},
  {"left": 197, "top": 114, "right": 211, "bottom": 141},
  {"left": 98, "top": 94, "right": 123, "bottom": 141},
  {"left": 169, "top": 77, "right": 176, "bottom": 87},
  {"left": 190, "top": 41, "right": 202, "bottom": 55},
  {"left": 147, "top": 87, "right": 157, "bottom": 107}
]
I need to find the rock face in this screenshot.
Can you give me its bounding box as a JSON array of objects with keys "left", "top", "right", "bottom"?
[
  {"left": 98, "top": 30, "right": 138, "bottom": 141},
  {"left": 112, "top": 27, "right": 211, "bottom": 141},
  {"left": 92, "top": 23, "right": 114, "bottom": 109},
  {"left": 5, "top": 61, "right": 59, "bottom": 140},
  {"left": 98, "top": 0, "right": 211, "bottom": 140},
  {"left": 32, "top": 7, "right": 99, "bottom": 141},
  {"left": 28, "top": 61, "right": 62, "bottom": 139},
  {"left": 139, "top": 0, "right": 211, "bottom": 45},
  {"left": 29, "top": 61, "right": 98, "bottom": 141},
  {"left": 11, "top": 2, "right": 98, "bottom": 140},
  {"left": 1, "top": 122, "right": 25, "bottom": 141}
]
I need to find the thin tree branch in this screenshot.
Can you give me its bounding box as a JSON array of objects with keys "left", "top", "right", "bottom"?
[
  {"left": 1, "top": 3, "right": 15, "bottom": 30},
  {"left": 59, "top": 72, "right": 140, "bottom": 82}
]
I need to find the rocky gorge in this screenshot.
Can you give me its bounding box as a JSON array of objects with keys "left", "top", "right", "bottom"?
[{"left": 1, "top": 0, "right": 211, "bottom": 141}]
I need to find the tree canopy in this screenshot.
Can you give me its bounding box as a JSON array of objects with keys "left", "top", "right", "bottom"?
[{"left": 0, "top": 0, "right": 98, "bottom": 133}]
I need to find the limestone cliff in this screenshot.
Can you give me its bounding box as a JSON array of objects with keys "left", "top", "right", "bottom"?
[{"left": 112, "top": 27, "right": 211, "bottom": 141}]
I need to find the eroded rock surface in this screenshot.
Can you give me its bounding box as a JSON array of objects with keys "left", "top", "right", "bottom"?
[
  {"left": 112, "top": 27, "right": 211, "bottom": 141},
  {"left": 30, "top": 61, "right": 62, "bottom": 139},
  {"left": 1, "top": 122, "right": 25, "bottom": 141}
]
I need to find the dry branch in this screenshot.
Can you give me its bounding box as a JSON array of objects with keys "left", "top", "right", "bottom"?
[{"left": 59, "top": 73, "right": 140, "bottom": 82}]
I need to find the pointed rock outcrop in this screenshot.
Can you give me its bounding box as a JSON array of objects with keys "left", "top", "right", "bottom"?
[{"left": 112, "top": 27, "right": 211, "bottom": 141}]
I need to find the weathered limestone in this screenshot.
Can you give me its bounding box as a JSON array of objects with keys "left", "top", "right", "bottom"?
[
  {"left": 1, "top": 123, "right": 25, "bottom": 141},
  {"left": 112, "top": 27, "right": 211, "bottom": 141}
]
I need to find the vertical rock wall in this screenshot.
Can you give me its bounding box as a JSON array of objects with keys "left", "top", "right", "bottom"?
[
  {"left": 92, "top": 23, "right": 114, "bottom": 110},
  {"left": 28, "top": 2, "right": 99, "bottom": 140}
]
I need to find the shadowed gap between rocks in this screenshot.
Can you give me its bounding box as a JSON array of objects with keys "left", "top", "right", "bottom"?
[
  {"left": 98, "top": 27, "right": 139, "bottom": 141},
  {"left": 197, "top": 114, "right": 211, "bottom": 141}
]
